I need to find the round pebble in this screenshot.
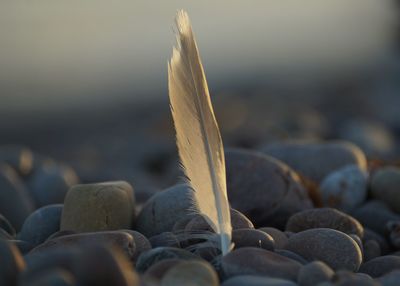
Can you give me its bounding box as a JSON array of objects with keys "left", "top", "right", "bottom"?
[
  {"left": 359, "top": 255, "right": 400, "bottom": 278},
  {"left": 261, "top": 141, "right": 367, "bottom": 183},
  {"left": 370, "top": 167, "right": 400, "bottom": 213},
  {"left": 284, "top": 228, "right": 362, "bottom": 271},
  {"left": 225, "top": 148, "right": 312, "bottom": 228},
  {"left": 221, "top": 247, "right": 302, "bottom": 281},
  {"left": 285, "top": 208, "right": 364, "bottom": 237},
  {"left": 136, "top": 184, "right": 198, "bottom": 237},
  {"left": 18, "top": 204, "right": 63, "bottom": 246},
  {"left": 297, "top": 261, "right": 334, "bottom": 286},
  {"left": 0, "top": 164, "right": 35, "bottom": 230},
  {"left": 232, "top": 229, "right": 274, "bottom": 250},
  {"left": 161, "top": 260, "right": 219, "bottom": 286},
  {"left": 28, "top": 162, "right": 79, "bottom": 207},
  {"left": 319, "top": 165, "right": 368, "bottom": 211},
  {"left": 61, "top": 181, "right": 135, "bottom": 232}
]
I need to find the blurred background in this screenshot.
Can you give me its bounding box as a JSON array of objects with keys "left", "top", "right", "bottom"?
[{"left": 1, "top": 0, "right": 399, "bottom": 195}]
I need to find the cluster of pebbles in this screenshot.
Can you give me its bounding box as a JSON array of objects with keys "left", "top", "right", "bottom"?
[{"left": 1, "top": 140, "right": 400, "bottom": 286}]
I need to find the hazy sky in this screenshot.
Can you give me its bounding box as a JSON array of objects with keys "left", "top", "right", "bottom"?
[{"left": 0, "top": 0, "right": 397, "bottom": 113}]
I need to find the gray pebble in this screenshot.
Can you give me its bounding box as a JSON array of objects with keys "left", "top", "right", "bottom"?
[
  {"left": 61, "top": 181, "right": 135, "bottom": 232},
  {"left": 285, "top": 228, "right": 362, "bottom": 271},
  {"left": 0, "top": 164, "right": 35, "bottom": 230},
  {"left": 363, "top": 228, "right": 390, "bottom": 255},
  {"left": 298, "top": 261, "right": 334, "bottom": 286},
  {"left": 136, "top": 247, "right": 200, "bottom": 273},
  {"left": 261, "top": 141, "right": 367, "bottom": 183},
  {"left": 319, "top": 165, "right": 368, "bottom": 211},
  {"left": 258, "top": 227, "right": 288, "bottom": 249},
  {"left": 331, "top": 270, "right": 378, "bottom": 286},
  {"left": 28, "top": 162, "right": 79, "bottom": 207},
  {"left": 136, "top": 184, "right": 198, "bottom": 237},
  {"left": 221, "top": 247, "right": 302, "bottom": 281},
  {"left": 359, "top": 255, "right": 400, "bottom": 278},
  {"left": 232, "top": 229, "right": 274, "bottom": 250},
  {"left": 286, "top": 208, "right": 364, "bottom": 238},
  {"left": 363, "top": 240, "right": 381, "bottom": 262},
  {"left": 230, "top": 208, "right": 254, "bottom": 229},
  {"left": 371, "top": 167, "right": 400, "bottom": 213},
  {"left": 222, "top": 275, "right": 297, "bottom": 286},
  {"left": 18, "top": 204, "right": 63, "bottom": 246},
  {"left": 226, "top": 149, "right": 312, "bottom": 228}
]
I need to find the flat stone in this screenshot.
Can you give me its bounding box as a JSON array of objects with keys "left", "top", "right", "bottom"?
[
  {"left": 18, "top": 204, "right": 63, "bottom": 246},
  {"left": 319, "top": 165, "right": 368, "bottom": 211},
  {"left": 261, "top": 141, "right": 367, "bottom": 183},
  {"left": 284, "top": 228, "right": 362, "bottom": 271},
  {"left": 161, "top": 260, "right": 219, "bottom": 286},
  {"left": 0, "top": 164, "right": 35, "bottom": 230},
  {"left": 136, "top": 184, "right": 198, "bottom": 237},
  {"left": 298, "top": 261, "right": 334, "bottom": 286},
  {"left": 61, "top": 181, "right": 135, "bottom": 232},
  {"left": 370, "top": 167, "right": 400, "bottom": 213},
  {"left": 28, "top": 162, "right": 79, "bottom": 207},
  {"left": 359, "top": 255, "right": 400, "bottom": 278},
  {"left": 286, "top": 208, "right": 364, "bottom": 238},
  {"left": 221, "top": 247, "right": 302, "bottom": 281},
  {"left": 225, "top": 149, "right": 312, "bottom": 228}
]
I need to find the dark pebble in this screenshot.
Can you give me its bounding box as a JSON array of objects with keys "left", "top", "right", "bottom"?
[
  {"left": 258, "top": 227, "right": 288, "bottom": 249},
  {"left": 0, "top": 239, "right": 26, "bottom": 286},
  {"left": 0, "top": 213, "right": 16, "bottom": 237},
  {"left": 359, "top": 255, "right": 400, "bottom": 278},
  {"left": 285, "top": 208, "right": 364, "bottom": 238},
  {"left": 149, "top": 232, "right": 180, "bottom": 248},
  {"left": 232, "top": 229, "right": 274, "bottom": 250},
  {"left": 18, "top": 204, "right": 63, "bottom": 247},
  {"left": 298, "top": 261, "right": 334, "bottom": 286}
]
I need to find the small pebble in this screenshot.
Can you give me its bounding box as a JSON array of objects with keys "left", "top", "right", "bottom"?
[
  {"left": 28, "top": 162, "right": 79, "bottom": 207},
  {"left": 319, "top": 165, "right": 368, "bottom": 211},
  {"left": 222, "top": 275, "right": 297, "bottom": 286},
  {"left": 232, "top": 229, "right": 274, "bottom": 250},
  {"left": 225, "top": 148, "right": 312, "bottom": 228},
  {"left": 331, "top": 270, "right": 378, "bottom": 286},
  {"left": 359, "top": 255, "right": 400, "bottom": 278},
  {"left": 61, "top": 181, "right": 135, "bottom": 232},
  {"left": 370, "top": 167, "right": 400, "bottom": 213},
  {"left": 136, "top": 184, "right": 198, "bottom": 237},
  {"left": 285, "top": 208, "right": 364, "bottom": 238},
  {"left": 161, "top": 260, "right": 219, "bottom": 286},
  {"left": 221, "top": 247, "right": 302, "bottom": 281},
  {"left": 230, "top": 208, "right": 254, "bottom": 229},
  {"left": 297, "top": 261, "right": 334, "bottom": 286},
  {"left": 258, "top": 227, "right": 288, "bottom": 249},
  {"left": 377, "top": 270, "right": 400, "bottom": 286},
  {"left": 18, "top": 204, "right": 63, "bottom": 247},
  {"left": 284, "top": 228, "right": 362, "bottom": 271},
  {"left": 0, "top": 239, "right": 26, "bottom": 286},
  {"left": 363, "top": 228, "right": 390, "bottom": 255},
  {"left": 0, "top": 165, "right": 35, "bottom": 230},
  {"left": 143, "top": 259, "right": 182, "bottom": 283},
  {"left": 261, "top": 141, "right": 367, "bottom": 183},
  {"left": 136, "top": 247, "right": 200, "bottom": 273},
  {"left": 386, "top": 220, "right": 400, "bottom": 249}
]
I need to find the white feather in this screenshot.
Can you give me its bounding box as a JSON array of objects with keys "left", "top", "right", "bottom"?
[{"left": 168, "top": 10, "right": 232, "bottom": 255}]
